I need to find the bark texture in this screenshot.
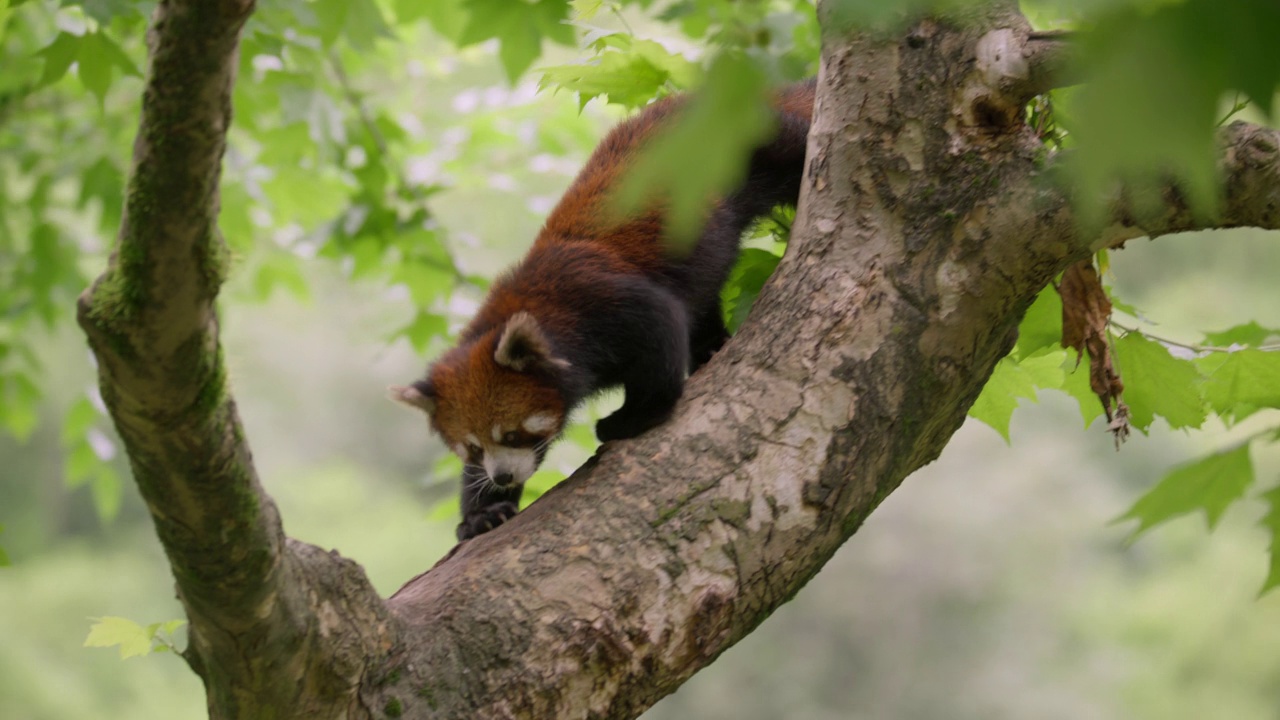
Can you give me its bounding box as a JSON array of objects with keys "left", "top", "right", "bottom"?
[
  {"left": 76, "top": 1, "right": 394, "bottom": 718},
  {"left": 78, "top": 0, "right": 1280, "bottom": 719}
]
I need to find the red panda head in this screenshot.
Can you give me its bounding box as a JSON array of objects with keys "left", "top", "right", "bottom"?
[{"left": 390, "top": 312, "right": 569, "bottom": 489}]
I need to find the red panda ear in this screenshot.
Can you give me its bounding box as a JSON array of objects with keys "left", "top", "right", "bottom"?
[
  {"left": 388, "top": 380, "right": 436, "bottom": 414},
  {"left": 494, "top": 312, "right": 571, "bottom": 373}
]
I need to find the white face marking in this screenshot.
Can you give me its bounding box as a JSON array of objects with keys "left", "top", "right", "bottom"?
[
  {"left": 523, "top": 412, "right": 559, "bottom": 434},
  {"left": 492, "top": 424, "right": 503, "bottom": 442},
  {"left": 453, "top": 443, "right": 467, "bottom": 459},
  {"left": 464, "top": 434, "right": 481, "bottom": 449},
  {"left": 483, "top": 446, "right": 539, "bottom": 486}
]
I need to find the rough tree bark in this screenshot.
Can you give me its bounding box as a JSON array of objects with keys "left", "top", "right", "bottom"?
[{"left": 76, "top": 0, "right": 1280, "bottom": 718}]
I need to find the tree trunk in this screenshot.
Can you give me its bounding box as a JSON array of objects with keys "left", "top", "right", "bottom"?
[{"left": 76, "top": 0, "right": 1280, "bottom": 718}]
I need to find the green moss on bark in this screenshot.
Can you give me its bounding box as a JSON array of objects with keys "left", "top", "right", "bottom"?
[
  {"left": 710, "top": 499, "right": 751, "bottom": 529},
  {"left": 416, "top": 685, "right": 438, "bottom": 710},
  {"left": 197, "top": 228, "right": 231, "bottom": 295},
  {"left": 81, "top": 269, "right": 142, "bottom": 360}
]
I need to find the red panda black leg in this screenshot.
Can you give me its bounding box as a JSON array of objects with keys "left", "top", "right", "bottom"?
[
  {"left": 596, "top": 372, "right": 687, "bottom": 442},
  {"left": 689, "top": 306, "right": 730, "bottom": 371},
  {"left": 457, "top": 474, "right": 523, "bottom": 540},
  {"left": 595, "top": 286, "right": 691, "bottom": 442}
]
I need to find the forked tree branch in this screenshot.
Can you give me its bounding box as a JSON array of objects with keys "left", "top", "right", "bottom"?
[{"left": 77, "top": 0, "right": 1280, "bottom": 718}]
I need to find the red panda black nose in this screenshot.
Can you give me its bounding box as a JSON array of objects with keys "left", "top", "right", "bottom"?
[{"left": 493, "top": 473, "right": 515, "bottom": 487}]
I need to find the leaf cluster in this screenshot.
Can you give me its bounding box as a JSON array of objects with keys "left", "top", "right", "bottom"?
[
  {"left": 1024, "top": 0, "right": 1280, "bottom": 225},
  {"left": 972, "top": 275, "right": 1280, "bottom": 593},
  {"left": 968, "top": 0, "right": 1280, "bottom": 595}
]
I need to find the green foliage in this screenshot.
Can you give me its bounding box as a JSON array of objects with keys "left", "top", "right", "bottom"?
[
  {"left": 972, "top": 65, "right": 1280, "bottom": 571},
  {"left": 1112, "top": 332, "right": 1207, "bottom": 432},
  {"left": 977, "top": 266, "right": 1280, "bottom": 593},
  {"left": 1013, "top": 286, "right": 1064, "bottom": 357},
  {"left": 455, "top": 0, "right": 576, "bottom": 82},
  {"left": 1118, "top": 443, "right": 1254, "bottom": 536},
  {"left": 2, "top": 2, "right": 140, "bottom": 516},
  {"left": 823, "top": 0, "right": 982, "bottom": 31},
  {"left": 1063, "top": 0, "right": 1280, "bottom": 224},
  {"left": 62, "top": 395, "right": 123, "bottom": 522},
  {"left": 1260, "top": 486, "right": 1280, "bottom": 594},
  {"left": 539, "top": 0, "right": 817, "bottom": 243},
  {"left": 0, "top": 525, "right": 9, "bottom": 567},
  {"left": 969, "top": 350, "right": 1065, "bottom": 442},
  {"left": 612, "top": 51, "right": 776, "bottom": 243},
  {"left": 1199, "top": 349, "right": 1280, "bottom": 419},
  {"left": 313, "top": 0, "right": 394, "bottom": 51},
  {"left": 522, "top": 467, "right": 568, "bottom": 504},
  {"left": 540, "top": 34, "right": 700, "bottom": 109},
  {"left": 721, "top": 247, "right": 782, "bottom": 333},
  {"left": 657, "top": 0, "right": 818, "bottom": 80},
  {"left": 1203, "top": 321, "right": 1280, "bottom": 348},
  {"left": 84, "top": 616, "right": 186, "bottom": 660},
  {"left": 0, "top": 369, "right": 40, "bottom": 440}
]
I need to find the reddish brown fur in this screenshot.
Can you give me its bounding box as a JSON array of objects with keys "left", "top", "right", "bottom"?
[
  {"left": 427, "top": 337, "right": 567, "bottom": 446},
  {"left": 425, "top": 80, "right": 816, "bottom": 448},
  {"left": 406, "top": 80, "right": 816, "bottom": 540}
]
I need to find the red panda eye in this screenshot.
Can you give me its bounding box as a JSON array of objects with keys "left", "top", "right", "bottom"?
[
  {"left": 502, "top": 432, "right": 520, "bottom": 446},
  {"left": 466, "top": 443, "right": 482, "bottom": 457}
]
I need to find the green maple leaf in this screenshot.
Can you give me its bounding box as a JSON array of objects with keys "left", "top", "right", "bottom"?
[
  {"left": 1201, "top": 349, "right": 1280, "bottom": 416},
  {"left": 1112, "top": 332, "right": 1206, "bottom": 431},
  {"left": 1259, "top": 485, "right": 1280, "bottom": 594},
  {"left": 457, "top": 0, "right": 573, "bottom": 82},
  {"left": 969, "top": 351, "right": 1065, "bottom": 442},
  {"left": 84, "top": 617, "right": 153, "bottom": 659},
  {"left": 1118, "top": 443, "right": 1254, "bottom": 537}
]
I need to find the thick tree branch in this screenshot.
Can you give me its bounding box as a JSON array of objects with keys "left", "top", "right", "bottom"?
[
  {"left": 972, "top": 26, "right": 1077, "bottom": 109},
  {"left": 1099, "top": 122, "right": 1280, "bottom": 242},
  {"left": 77, "top": 0, "right": 262, "bottom": 622},
  {"left": 374, "top": 6, "right": 1075, "bottom": 718},
  {"left": 376, "top": 12, "right": 1280, "bottom": 720},
  {"left": 77, "top": 1, "right": 395, "bottom": 717},
  {"left": 1020, "top": 31, "right": 1077, "bottom": 97},
  {"left": 997, "top": 121, "right": 1280, "bottom": 261}
]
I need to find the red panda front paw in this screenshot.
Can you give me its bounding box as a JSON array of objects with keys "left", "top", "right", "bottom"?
[{"left": 456, "top": 501, "right": 519, "bottom": 541}]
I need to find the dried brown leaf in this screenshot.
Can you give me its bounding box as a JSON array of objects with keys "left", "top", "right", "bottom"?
[{"left": 1058, "top": 259, "right": 1129, "bottom": 445}]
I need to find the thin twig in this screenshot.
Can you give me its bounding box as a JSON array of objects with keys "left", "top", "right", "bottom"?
[
  {"left": 1216, "top": 92, "right": 1250, "bottom": 128},
  {"left": 328, "top": 50, "right": 391, "bottom": 158},
  {"left": 609, "top": 3, "right": 634, "bottom": 36},
  {"left": 1109, "top": 320, "right": 1280, "bottom": 354}
]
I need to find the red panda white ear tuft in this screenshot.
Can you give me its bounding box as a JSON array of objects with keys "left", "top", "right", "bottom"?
[
  {"left": 388, "top": 380, "right": 436, "bottom": 414},
  {"left": 494, "top": 312, "right": 571, "bottom": 372}
]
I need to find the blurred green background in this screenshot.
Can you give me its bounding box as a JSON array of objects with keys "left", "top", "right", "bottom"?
[
  {"left": 6, "top": 225, "right": 1280, "bottom": 720},
  {"left": 4, "top": 0, "right": 1280, "bottom": 717}
]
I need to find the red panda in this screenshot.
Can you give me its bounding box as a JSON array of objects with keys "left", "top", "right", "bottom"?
[{"left": 392, "top": 79, "right": 815, "bottom": 540}]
